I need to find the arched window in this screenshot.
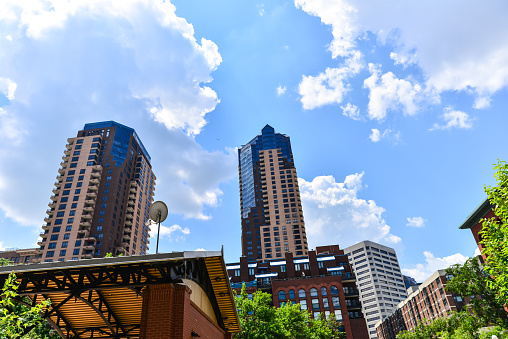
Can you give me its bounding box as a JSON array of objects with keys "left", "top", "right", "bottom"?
[
  {"left": 299, "top": 289, "right": 306, "bottom": 298},
  {"left": 289, "top": 289, "right": 295, "bottom": 299},
  {"left": 321, "top": 287, "right": 328, "bottom": 296},
  {"left": 278, "top": 290, "right": 286, "bottom": 300},
  {"left": 310, "top": 288, "right": 318, "bottom": 297},
  {"left": 330, "top": 286, "right": 338, "bottom": 295}
]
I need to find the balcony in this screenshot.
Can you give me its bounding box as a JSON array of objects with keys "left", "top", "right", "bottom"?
[
  {"left": 56, "top": 175, "right": 64, "bottom": 182},
  {"left": 48, "top": 202, "right": 56, "bottom": 208},
  {"left": 130, "top": 187, "right": 136, "bottom": 194},
  {"left": 125, "top": 220, "right": 132, "bottom": 226},
  {"left": 84, "top": 199, "right": 96, "bottom": 205},
  {"left": 122, "top": 233, "right": 131, "bottom": 240},
  {"left": 77, "top": 229, "right": 88, "bottom": 235},
  {"left": 89, "top": 178, "right": 100, "bottom": 185},
  {"left": 130, "top": 181, "right": 138, "bottom": 188},
  {"left": 127, "top": 200, "right": 135, "bottom": 206},
  {"left": 54, "top": 181, "right": 62, "bottom": 188},
  {"left": 58, "top": 168, "right": 65, "bottom": 175},
  {"left": 39, "top": 232, "right": 48, "bottom": 238},
  {"left": 91, "top": 165, "right": 102, "bottom": 172},
  {"left": 60, "top": 162, "right": 67, "bottom": 168},
  {"left": 37, "top": 240, "right": 45, "bottom": 246},
  {"left": 123, "top": 227, "right": 132, "bottom": 233},
  {"left": 79, "top": 221, "right": 92, "bottom": 228},
  {"left": 42, "top": 224, "right": 50, "bottom": 231},
  {"left": 81, "top": 253, "right": 93, "bottom": 259},
  {"left": 86, "top": 192, "right": 97, "bottom": 198},
  {"left": 125, "top": 214, "right": 133, "bottom": 220},
  {"left": 65, "top": 143, "right": 72, "bottom": 150},
  {"left": 126, "top": 207, "right": 134, "bottom": 213},
  {"left": 50, "top": 195, "right": 58, "bottom": 202},
  {"left": 83, "top": 206, "right": 94, "bottom": 213},
  {"left": 81, "top": 214, "right": 92, "bottom": 220},
  {"left": 128, "top": 194, "right": 136, "bottom": 200},
  {"left": 46, "top": 209, "right": 54, "bottom": 215},
  {"left": 83, "top": 245, "right": 95, "bottom": 251},
  {"left": 88, "top": 185, "right": 98, "bottom": 191},
  {"left": 116, "top": 247, "right": 126, "bottom": 253},
  {"left": 90, "top": 172, "right": 100, "bottom": 179},
  {"left": 43, "top": 216, "right": 51, "bottom": 223}
]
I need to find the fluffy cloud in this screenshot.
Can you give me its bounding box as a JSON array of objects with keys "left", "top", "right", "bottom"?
[
  {"left": 299, "top": 173, "right": 401, "bottom": 249},
  {"left": 363, "top": 64, "right": 437, "bottom": 121},
  {"left": 276, "top": 85, "right": 287, "bottom": 96},
  {"left": 402, "top": 251, "right": 468, "bottom": 282},
  {"left": 299, "top": 52, "right": 362, "bottom": 109},
  {"left": 0, "top": 0, "right": 235, "bottom": 228},
  {"left": 296, "top": 0, "right": 508, "bottom": 110},
  {"left": 341, "top": 103, "right": 361, "bottom": 120},
  {"left": 149, "top": 224, "right": 190, "bottom": 242},
  {"left": 406, "top": 216, "right": 425, "bottom": 228},
  {"left": 430, "top": 108, "right": 474, "bottom": 131},
  {"left": 369, "top": 128, "right": 400, "bottom": 144}
]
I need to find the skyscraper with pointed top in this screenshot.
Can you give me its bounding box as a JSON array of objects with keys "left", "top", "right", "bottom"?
[{"left": 238, "top": 125, "right": 308, "bottom": 261}]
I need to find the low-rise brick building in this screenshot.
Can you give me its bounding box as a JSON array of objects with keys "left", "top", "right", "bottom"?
[
  {"left": 376, "top": 269, "right": 466, "bottom": 339},
  {"left": 227, "top": 244, "right": 370, "bottom": 339},
  {"left": 0, "top": 248, "right": 39, "bottom": 264}
]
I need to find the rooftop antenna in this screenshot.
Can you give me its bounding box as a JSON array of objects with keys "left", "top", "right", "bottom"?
[{"left": 149, "top": 201, "right": 168, "bottom": 254}]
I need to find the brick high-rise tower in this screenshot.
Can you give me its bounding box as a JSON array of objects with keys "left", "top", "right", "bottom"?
[
  {"left": 239, "top": 125, "right": 308, "bottom": 261},
  {"left": 38, "top": 121, "right": 156, "bottom": 262}
]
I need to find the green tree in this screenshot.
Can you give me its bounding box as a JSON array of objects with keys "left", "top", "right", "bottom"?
[
  {"left": 0, "top": 258, "right": 11, "bottom": 267},
  {"left": 446, "top": 257, "right": 508, "bottom": 328},
  {"left": 234, "top": 284, "right": 344, "bottom": 339},
  {"left": 0, "top": 272, "right": 57, "bottom": 339},
  {"left": 481, "top": 159, "right": 508, "bottom": 307}
]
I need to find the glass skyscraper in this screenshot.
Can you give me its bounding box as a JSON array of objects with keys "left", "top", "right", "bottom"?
[
  {"left": 239, "top": 125, "right": 308, "bottom": 261},
  {"left": 37, "top": 121, "right": 155, "bottom": 262}
]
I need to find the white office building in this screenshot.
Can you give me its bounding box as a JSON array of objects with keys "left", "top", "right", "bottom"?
[{"left": 344, "top": 241, "right": 408, "bottom": 339}]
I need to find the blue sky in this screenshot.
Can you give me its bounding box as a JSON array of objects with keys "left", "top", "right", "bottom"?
[{"left": 0, "top": 0, "right": 507, "bottom": 282}]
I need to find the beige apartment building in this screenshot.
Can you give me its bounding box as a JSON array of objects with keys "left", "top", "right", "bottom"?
[
  {"left": 238, "top": 125, "right": 308, "bottom": 261},
  {"left": 37, "top": 121, "right": 155, "bottom": 262}
]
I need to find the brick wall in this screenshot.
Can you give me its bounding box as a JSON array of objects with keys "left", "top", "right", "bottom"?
[{"left": 140, "top": 283, "right": 232, "bottom": 339}]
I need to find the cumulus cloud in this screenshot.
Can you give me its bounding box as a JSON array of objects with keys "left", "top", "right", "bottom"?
[
  {"left": 295, "top": 0, "right": 508, "bottom": 110},
  {"left": 276, "top": 85, "right": 287, "bottom": 96},
  {"left": 402, "top": 251, "right": 468, "bottom": 282},
  {"left": 149, "top": 224, "right": 190, "bottom": 242},
  {"left": 299, "top": 173, "right": 401, "bottom": 248},
  {"left": 0, "top": 0, "right": 235, "bottom": 227},
  {"left": 341, "top": 103, "right": 361, "bottom": 120},
  {"left": 430, "top": 108, "right": 474, "bottom": 131},
  {"left": 299, "top": 52, "right": 363, "bottom": 109},
  {"left": 406, "top": 216, "right": 425, "bottom": 228},
  {"left": 368, "top": 128, "right": 400, "bottom": 144},
  {"left": 363, "top": 64, "right": 437, "bottom": 121}
]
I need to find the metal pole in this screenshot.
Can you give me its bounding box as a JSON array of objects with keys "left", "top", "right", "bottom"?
[{"left": 156, "top": 210, "right": 161, "bottom": 254}]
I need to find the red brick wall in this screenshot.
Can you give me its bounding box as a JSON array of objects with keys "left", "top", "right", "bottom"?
[
  {"left": 349, "top": 318, "right": 370, "bottom": 339},
  {"left": 140, "top": 283, "right": 232, "bottom": 339}
]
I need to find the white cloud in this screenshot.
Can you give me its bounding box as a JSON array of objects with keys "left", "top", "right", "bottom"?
[
  {"left": 430, "top": 108, "right": 474, "bottom": 131},
  {"left": 0, "top": 241, "right": 4, "bottom": 251},
  {"left": 369, "top": 129, "right": 381, "bottom": 142},
  {"left": 0, "top": 0, "right": 234, "bottom": 226},
  {"left": 0, "top": 78, "right": 17, "bottom": 100},
  {"left": 363, "top": 63, "right": 437, "bottom": 121},
  {"left": 299, "top": 173, "right": 401, "bottom": 249},
  {"left": 402, "top": 251, "right": 468, "bottom": 282},
  {"left": 474, "top": 247, "right": 482, "bottom": 257},
  {"left": 341, "top": 103, "right": 361, "bottom": 120},
  {"left": 406, "top": 216, "right": 425, "bottom": 228},
  {"left": 149, "top": 224, "right": 190, "bottom": 242},
  {"left": 299, "top": 52, "right": 363, "bottom": 110},
  {"left": 276, "top": 85, "right": 287, "bottom": 96},
  {"left": 257, "top": 4, "right": 265, "bottom": 16},
  {"left": 368, "top": 128, "right": 400, "bottom": 144},
  {"left": 295, "top": 0, "right": 508, "bottom": 109}
]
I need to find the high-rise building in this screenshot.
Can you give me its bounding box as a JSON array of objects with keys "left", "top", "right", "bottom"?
[
  {"left": 37, "top": 121, "right": 155, "bottom": 262},
  {"left": 238, "top": 125, "right": 308, "bottom": 261},
  {"left": 343, "top": 241, "right": 408, "bottom": 339}
]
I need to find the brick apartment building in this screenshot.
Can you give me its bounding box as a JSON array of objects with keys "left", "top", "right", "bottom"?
[
  {"left": 459, "top": 198, "right": 494, "bottom": 260},
  {"left": 376, "top": 269, "right": 466, "bottom": 339},
  {"left": 0, "top": 248, "right": 39, "bottom": 264},
  {"left": 227, "top": 245, "right": 369, "bottom": 339}
]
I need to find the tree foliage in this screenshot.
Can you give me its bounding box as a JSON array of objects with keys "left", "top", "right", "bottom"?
[
  {"left": 0, "top": 273, "right": 58, "bottom": 339},
  {"left": 446, "top": 257, "right": 508, "bottom": 328},
  {"left": 396, "top": 311, "right": 505, "bottom": 339},
  {"left": 481, "top": 159, "right": 508, "bottom": 307},
  {"left": 234, "top": 284, "right": 345, "bottom": 339}
]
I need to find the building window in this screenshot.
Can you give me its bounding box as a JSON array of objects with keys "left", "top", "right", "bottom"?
[
  {"left": 249, "top": 268, "right": 255, "bottom": 275},
  {"left": 289, "top": 289, "right": 295, "bottom": 299},
  {"left": 61, "top": 241, "right": 68, "bottom": 248},
  {"left": 50, "top": 235, "right": 58, "bottom": 241},
  {"left": 281, "top": 265, "right": 286, "bottom": 272},
  {"left": 48, "top": 243, "right": 57, "bottom": 249},
  {"left": 73, "top": 249, "right": 80, "bottom": 255},
  {"left": 63, "top": 233, "right": 70, "bottom": 240},
  {"left": 304, "top": 263, "right": 310, "bottom": 270},
  {"left": 298, "top": 289, "right": 306, "bottom": 298},
  {"left": 323, "top": 298, "right": 330, "bottom": 309},
  {"left": 310, "top": 288, "right": 318, "bottom": 297},
  {"left": 278, "top": 290, "right": 286, "bottom": 300},
  {"left": 46, "top": 251, "right": 54, "bottom": 258},
  {"left": 332, "top": 297, "right": 340, "bottom": 308},
  {"left": 300, "top": 299, "right": 307, "bottom": 310},
  {"left": 234, "top": 269, "right": 240, "bottom": 277},
  {"left": 321, "top": 287, "right": 328, "bottom": 296},
  {"left": 59, "top": 250, "right": 66, "bottom": 256},
  {"left": 330, "top": 286, "right": 338, "bottom": 295},
  {"left": 75, "top": 240, "right": 81, "bottom": 247},
  {"left": 295, "top": 264, "right": 300, "bottom": 271},
  {"left": 312, "top": 298, "right": 320, "bottom": 310}
]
